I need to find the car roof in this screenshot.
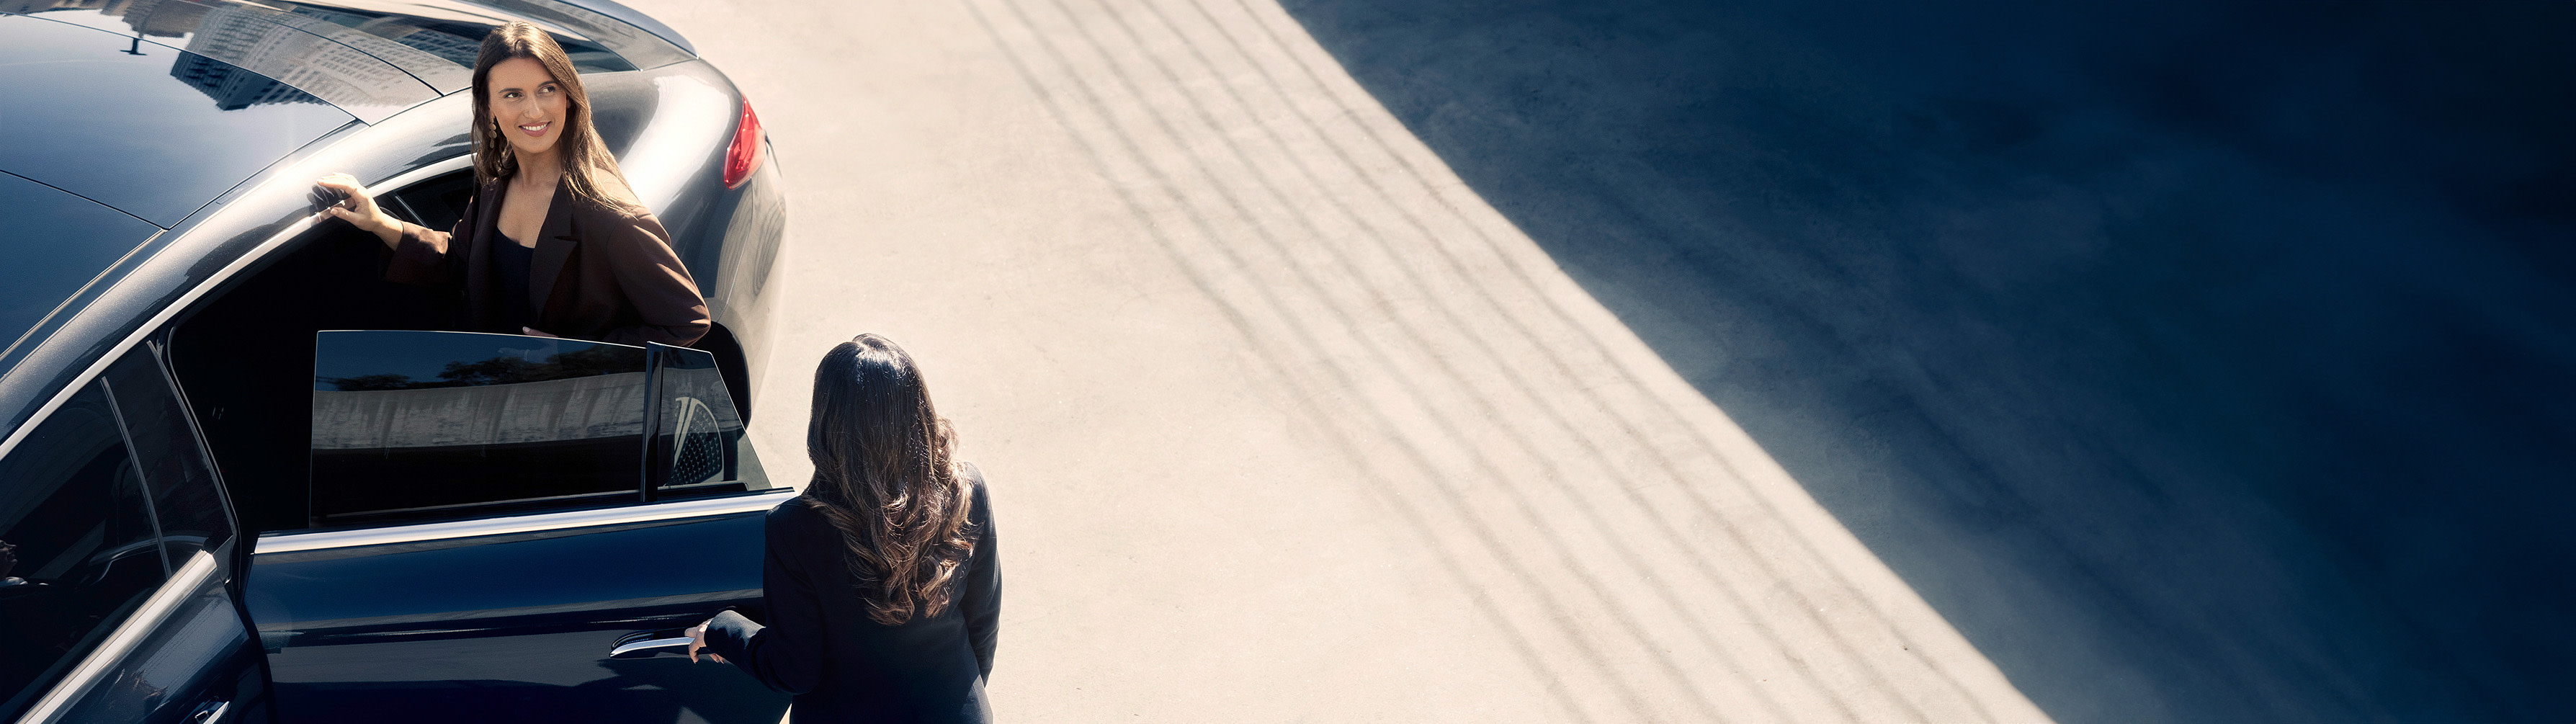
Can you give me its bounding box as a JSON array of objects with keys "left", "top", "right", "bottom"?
[
  {"left": 0, "top": 0, "right": 694, "bottom": 218},
  {"left": 0, "top": 173, "right": 166, "bottom": 365},
  {"left": 0, "top": 0, "right": 697, "bottom": 351},
  {"left": 17, "top": 0, "right": 691, "bottom": 94},
  {"left": 0, "top": 15, "right": 362, "bottom": 228}
]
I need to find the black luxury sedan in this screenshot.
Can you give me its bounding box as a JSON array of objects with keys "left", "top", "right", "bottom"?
[{"left": 0, "top": 1, "right": 794, "bottom": 722}]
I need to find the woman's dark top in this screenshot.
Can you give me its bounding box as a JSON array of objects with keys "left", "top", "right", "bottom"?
[
  {"left": 704, "top": 467, "right": 1000, "bottom": 723},
  {"left": 490, "top": 233, "right": 535, "bottom": 334},
  {"left": 384, "top": 176, "right": 710, "bottom": 345}
]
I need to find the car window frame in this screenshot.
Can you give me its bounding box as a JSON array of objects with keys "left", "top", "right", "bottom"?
[
  {"left": 2, "top": 151, "right": 779, "bottom": 567},
  {"left": 151, "top": 158, "right": 778, "bottom": 536},
  {"left": 0, "top": 344, "right": 248, "bottom": 724},
  {"left": 11, "top": 550, "right": 220, "bottom": 724},
  {"left": 302, "top": 332, "right": 769, "bottom": 527},
  {"left": 306, "top": 329, "right": 657, "bottom": 526}
]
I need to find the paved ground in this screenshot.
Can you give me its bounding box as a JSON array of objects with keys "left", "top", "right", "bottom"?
[
  {"left": 1271, "top": 1, "right": 2573, "bottom": 721},
  {"left": 622, "top": 0, "right": 2048, "bottom": 720},
  {"left": 624, "top": 1, "right": 2575, "bottom": 721}
]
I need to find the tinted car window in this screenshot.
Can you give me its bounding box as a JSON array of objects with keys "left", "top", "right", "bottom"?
[
  {"left": 309, "top": 331, "right": 647, "bottom": 524},
  {"left": 102, "top": 345, "right": 236, "bottom": 563},
  {"left": 380, "top": 169, "right": 478, "bottom": 235},
  {"left": 0, "top": 384, "right": 167, "bottom": 720},
  {"left": 178, "top": 0, "right": 639, "bottom": 89},
  {"left": 467, "top": 0, "right": 691, "bottom": 69},
  {"left": 19, "top": 0, "right": 648, "bottom": 96},
  {"left": 648, "top": 343, "right": 761, "bottom": 499}
]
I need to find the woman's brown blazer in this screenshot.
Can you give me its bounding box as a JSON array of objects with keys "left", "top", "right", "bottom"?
[{"left": 382, "top": 177, "right": 710, "bottom": 347}]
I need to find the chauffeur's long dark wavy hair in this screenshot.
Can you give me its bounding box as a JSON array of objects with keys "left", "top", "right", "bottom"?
[
  {"left": 469, "top": 22, "right": 635, "bottom": 211},
  {"left": 806, "top": 334, "right": 977, "bottom": 626}
]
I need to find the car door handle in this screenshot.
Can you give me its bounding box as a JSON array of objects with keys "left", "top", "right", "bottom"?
[
  {"left": 189, "top": 698, "right": 231, "bottom": 724},
  {"left": 609, "top": 627, "right": 694, "bottom": 659}
]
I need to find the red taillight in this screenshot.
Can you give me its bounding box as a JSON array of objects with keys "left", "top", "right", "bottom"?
[{"left": 723, "top": 99, "right": 764, "bottom": 189}]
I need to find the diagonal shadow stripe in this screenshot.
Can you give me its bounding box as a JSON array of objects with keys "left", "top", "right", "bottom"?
[
  {"left": 960, "top": 0, "right": 1627, "bottom": 720},
  {"left": 1197, "top": 0, "right": 2020, "bottom": 714},
  {"left": 1008, "top": 0, "right": 1781, "bottom": 718},
  {"left": 1117, "top": 1, "right": 2005, "bottom": 718},
  {"left": 1071, "top": 0, "right": 1889, "bottom": 718}
]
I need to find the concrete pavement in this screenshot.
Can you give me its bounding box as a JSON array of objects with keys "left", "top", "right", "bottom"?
[{"left": 620, "top": 0, "right": 2047, "bottom": 720}]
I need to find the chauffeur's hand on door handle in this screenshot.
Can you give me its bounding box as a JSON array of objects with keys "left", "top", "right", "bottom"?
[{"left": 687, "top": 620, "right": 725, "bottom": 663}]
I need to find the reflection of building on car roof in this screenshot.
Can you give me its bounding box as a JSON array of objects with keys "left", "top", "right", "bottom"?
[{"left": 0, "top": 0, "right": 790, "bottom": 720}]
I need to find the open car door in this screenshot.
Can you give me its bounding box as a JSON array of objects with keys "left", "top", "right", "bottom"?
[{"left": 241, "top": 331, "right": 789, "bottom": 723}]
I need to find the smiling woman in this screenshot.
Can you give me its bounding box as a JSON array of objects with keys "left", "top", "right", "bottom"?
[{"left": 313, "top": 21, "right": 710, "bottom": 347}]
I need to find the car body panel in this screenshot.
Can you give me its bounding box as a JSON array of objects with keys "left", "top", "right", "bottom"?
[
  {"left": 17, "top": 0, "right": 690, "bottom": 88},
  {"left": 543, "top": 0, "right": 692, "bottom": 55},
  {"left": 210, "top": 329, "right": 787, "bottom": 721},
  {"left": 462, "top": 0, "right": 692, "bottom": 69},
  {"left": 5, "top": 4, "right": 435, "bottom": 123},
  {"left": 10, "top": 343, "right": 265, "bottom": 724},
  {"left": 0, "top": 0, "right": 788, "bottom": 718},
  {"left": 0, "top": 15, "right": 359, "bottom": 226},
  {"left": 42, "top": 558, "right": 263, "bottom": 724},
  {"left": 246, "top": 491, "right": 794, "bottom": 723},
  {"left": 0, "top": 53, "right": 779, "bottom": 429},
  {"left": 0, "top": 176, "right": 163, "bottom": 368}
]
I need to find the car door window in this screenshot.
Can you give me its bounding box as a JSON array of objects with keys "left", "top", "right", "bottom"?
[
  {"left": 647, "top": 343, "right": 764, "bottom": 499},
  {"left": 309, "top": 330, "right": 649, "bottom": 526},
  {"left": 0, "top": 383, "right": 167, "bottom": 720}
]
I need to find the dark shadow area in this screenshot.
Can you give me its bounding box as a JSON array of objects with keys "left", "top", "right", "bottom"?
[
  {"left": 169, "top": 221, "right": 457, "bottom": 533},
  {"left": 1278, "top": 1, "right": 2574, "bottom": 720}
]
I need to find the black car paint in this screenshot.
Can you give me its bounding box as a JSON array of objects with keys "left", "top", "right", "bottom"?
[
  {"left": 246, "top": 495, "right": 786, "bottom": 722},
  {"left": 0, "top": 43, "right": 781, "bottom": 434},
  {"left": 0, "top": 0, "right": 791, "bottom": 720},
  {"left": 0, "top": 174, "right": 164, "bottom": 366},
  {"left": 0, "top": 15, "right": 356, "bottom": 229},
  {"left": 545, "top": 0, "right": 697, "bottom": 55}
]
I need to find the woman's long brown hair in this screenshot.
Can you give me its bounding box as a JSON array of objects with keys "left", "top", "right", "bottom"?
[
  {"left": 469, "top": 22, "right": 636, "bottom": 211},
  {"left": 806, "top": 334, "right": 978, "bottom": 625}
]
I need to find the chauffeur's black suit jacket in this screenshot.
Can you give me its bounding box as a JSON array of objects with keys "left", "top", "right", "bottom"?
[{"left": 705, "top": 467, "right": 1001, "bottom": 723}]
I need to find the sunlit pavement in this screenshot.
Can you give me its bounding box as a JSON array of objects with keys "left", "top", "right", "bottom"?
[{"left": 622, "top": 0, "right": 2046, "bottom": 720}]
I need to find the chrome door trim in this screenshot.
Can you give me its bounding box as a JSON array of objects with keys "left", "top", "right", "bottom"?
[
  {"left": 254, "top": 488, "right": 793, "bottom": 555},
  {"left": 19, "top": 550, "right": 220, "bottom": 724},
  {"left": 609, "top": 636, "right": 695, "bottom": 658}
]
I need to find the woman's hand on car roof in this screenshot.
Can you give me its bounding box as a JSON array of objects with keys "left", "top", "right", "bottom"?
[{"left": 316, "top": 173, "right": 404, "bottom": 249}]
